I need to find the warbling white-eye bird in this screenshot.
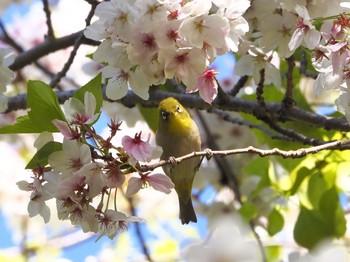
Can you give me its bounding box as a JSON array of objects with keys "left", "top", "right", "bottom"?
[{"left": 156, "top": 97, "right": 201, "bottom": 224}]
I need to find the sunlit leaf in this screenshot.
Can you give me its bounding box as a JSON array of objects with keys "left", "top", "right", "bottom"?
[
  {"left": 267, "top": 208, "right": 284, "bottom": 236},
  {"left": 26, "top": 141, "right": 62, "bottom": 169}
]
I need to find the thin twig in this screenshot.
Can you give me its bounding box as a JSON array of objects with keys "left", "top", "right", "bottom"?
[
  {"left": 282, "top": 55, "right": 296, "bottom": 109},
  {"left": 229, "top": 75, "right": 249, "bottom": 96},
  {"left": 127, "top": 197, "right": 153, "bottom": 262},
  {"left": 196, "top": 110, "right": 268, "bottom": 262},
  {"left": 196, "top": 110, "right": 242, "bottom": 199},
  {"left": 140, "top": 139, "right": 350, "bottom": 172},
  {"left": 9, "top": 30, "right": 99, "bottom": 71},
  {"left": 42, "top": 0, "right": 55, "bottom": 39},
  {"left": 299, "top": 50, "right": 318, "bottom": 79},
  {"left": 266, "top": 120, "right": 325, "bottom": 146},
  {"left": 256, "top": 69, "right": 266, "bottom": 108},
  {"left": 254, "top": 67, "right": 325, "bottom": 145},
  {"left": 208, "top": 108, "right": 293, "bottom": 141},
  {"left": 0, "top": 20, "right": 24, "bottom": 52},
  {"left": 49, "top": 2, "right": 98, "bottom": 87}
]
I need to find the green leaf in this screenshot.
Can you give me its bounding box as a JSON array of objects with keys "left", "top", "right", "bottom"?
[
  {"left": 289, "top": 167, "right": 311, "bottom": 195},
  {"left": 25, "top": 141, "right": 62, "bottom": 169},
  {"left": 319, "top": 187, "right": 346, "bottom": 238},
  {"left": 265, "top": 245, "right": 281, "bottom": 262},
  {"left": 73, "top": 73, "right": 103, "bottom": 114},
  {"left": 267, "top": 208, "right": 284, "bottom": 236},
  {"left": 239, "top": 203, "right": 257, "bottom": 221},
  {"left": 307, "top": 172, "right": 328, "bottom": 208},
  {"left": 294, "top": 188, "right": 346, "bottom": 250},
  {"left": 0, "top": 81, "right": 66, "bottom": 134},
  {"left": 27, "top": 81, "right": 66, "bottom": 128},
  {"left": 138, "top": 105, "right": 159, "bottom": 133},
  {"left": 243, "top": 157, "right": 271, "bottom": 194},
  {"left": 0, "top": 116, "right": 44, "bottom": 133},
  {"left": 294, "top": 206, "right": 329, "bottom": 249}
]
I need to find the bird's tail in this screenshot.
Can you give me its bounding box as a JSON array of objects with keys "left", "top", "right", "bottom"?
[{"left": 179, "top": 197, "right": 197, "bottom": 224}]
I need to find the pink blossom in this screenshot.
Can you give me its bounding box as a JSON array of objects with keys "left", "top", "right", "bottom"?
[
  {"left": 122, "top": 132, "right": 154, "bottom": 162},
  {"left": 52, "top": 119, "right": 76, "bottom": 139},
  {"left": 187, "top": 68, "right": 219, "bottom": 104},
  {"left": 125, "top": 172, "right": 174, "bottom": 198},
  {"left": 97, "top": 209, "right": 144, "bottom": 241},
  {"left": 288, "top": 5, "right": 320, "bottom": 51}
]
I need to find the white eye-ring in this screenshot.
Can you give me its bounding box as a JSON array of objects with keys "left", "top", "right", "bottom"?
[
  {"left": 161, "top": 111, "right": 168, "bottom": 120},
  {"left": 176, "top": 105, "right": 182, "bottom": 113}
]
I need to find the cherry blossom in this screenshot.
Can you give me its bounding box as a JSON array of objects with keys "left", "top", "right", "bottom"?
[
  {"left": 187, "top": 68, "right": 219, "bottom": 104},
  {"left": 17, "top": 177, "right": 52, "bottom": 223},
  {"left": 63, "top": 91, "right": 100, "bottom": 125},
  {"left": 288, "top": 5, "right": 321, "bottom": 51},
  {"left": 84, "top": 0, "right": 250, "bottom": 103},
  {"left": 122, "top": 132, "right": 162, "bottom": 162},
  {"left": 335, "top": 92, "right": 350, "bottom": 124},
  {"left": 234, "top": 47, "right": 282, "bottom": 89},
  {"left": 125, "top": 172, "right": 175, "bottom": 197},
  {"left": 48, "top": 139, "right": 92, "bottom": 175},
  {"left": 97, "top": 210, "right": 144, "bottom": 241},
  {"left": 52, "top": 119, "right": 76, "bottom": 139}
]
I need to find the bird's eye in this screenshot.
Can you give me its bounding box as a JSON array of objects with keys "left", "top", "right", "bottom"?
[
  {"left": 176, "top": 105, "right": 182, "bottom": 113},
  {"left": 161, "top": 111, "right": 169, "bottom": 120}
]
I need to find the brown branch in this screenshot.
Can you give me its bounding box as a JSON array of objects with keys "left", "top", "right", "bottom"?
[
  {"left": 208, "top": 108, "right": 293, "bottom": 141},
  {"left": 140, "top": 139, "right": 350, "bottom": 172},
  {"left": 5, "top": 89, "right": 350, "bottom": 132},
  {"left": 49, "top": 2, "right": 98, "bottom": 87},
  {"left": 229, "top": 75, "right": 249, "bottom": 96},
  {"left": 8, "top": 31, "right": 99, "bottom": 71},
  {"left": 254, "top": 68, "right": 325, "bottom": 145},
  {"left": 196, "top": 110, "right": 268, "bottom": 262},
  {"left": 300, "top": 50, "right": 318, "bottom": 79},
  {"left": 42, "top": 0, "right": 55, "bottom": 39},
  {"left": 0, "top": 20, "right": 24, "bottom": 53},
  {"left": 282, "top": 55, "right": 296, "bottom": 109},
  {"left": 256, "top": 68, "right": 267, "bottom": 112}
]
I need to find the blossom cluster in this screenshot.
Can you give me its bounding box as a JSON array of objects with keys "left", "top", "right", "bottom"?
[
  {"left": 308, "top": 11, "right": 350, "bottom": 123},
  {"left": 17, "top": 91, "right": 174, "bottom": 240},
  {"left": 84, "top": 0, "right": 250, "bottom": 104},
  {"left": 281, "top": 3, "right": 350, "bottom": 124}
]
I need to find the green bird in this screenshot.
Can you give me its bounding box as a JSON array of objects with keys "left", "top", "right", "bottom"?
[{"left": 156, "top": 97, "right": 201, "bottom": 224}]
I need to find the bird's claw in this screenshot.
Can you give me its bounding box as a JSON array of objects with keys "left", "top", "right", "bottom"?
[
  {"left": 204, "top": 148, "right": 213, "bottom": 160},
  {"left": 169, "top": 156, "right": 177, "bottom": 168}
]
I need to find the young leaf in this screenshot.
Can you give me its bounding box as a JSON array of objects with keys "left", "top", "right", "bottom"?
[
  {"left": 289, "top": 166, "right": 312, "bottom": 195},
  {"left": 267, "top": 208, "right": 284, "bottom": 236},
  {"left": 319, "top": 187, "right": 346, "bottom": 238},
  {"left": 239, "top": 203, "right": 257, "bottom": 221},
  {"left": 138, "top": 105, "right": 159, "bottom": 133},
  {"left": 0, "top": 81, "right": 66, "bottom": 134},
  {"left": 27, "top": 81, "right": 66, "bottom": 128},
  {"left": 73, "top": 73, "right": 103, "bottom": 114},
  {"left": 307, "top": 172, "right": 328, "bottom": 208},
  {"left": 293, "top": 206, "right": 329, "bottom": 249},
  {"left": 0, "top": 116, "right": 44, "bottom": 133},
  {"left": 26, "top": 141, "right": 62, "bottom": 169}
]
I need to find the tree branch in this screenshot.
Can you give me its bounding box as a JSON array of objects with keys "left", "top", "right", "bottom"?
[
  {"left": 49, "top": 2, "right": 98, "bottom": 87},
  {"left": 229, "top": 75, "right": 249, "bottom": 96},
  {"left": 8, "top": 30, "right": 99, "bottom": 71},
  {"left": 282, "top": 55, "right": 296, "bottom": 109},
  {"left": 5, "top": 89, "right": 350, "bottom": 132},
  {"left": 140, "top": 139, "right": 350, "bottom": 172},
  {"left": 42, "top": 0, "right": 55, "bottom": 39},
  {"left": 208, "top": 108, "right": 293, "bottom": 141}
]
